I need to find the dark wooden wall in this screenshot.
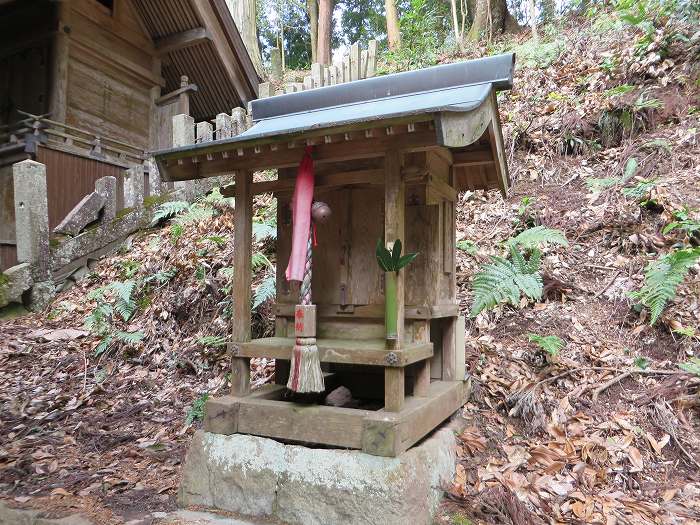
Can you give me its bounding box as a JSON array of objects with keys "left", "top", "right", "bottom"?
[{"left": 36, "top": 146, "right": 125, "bottom": 230}]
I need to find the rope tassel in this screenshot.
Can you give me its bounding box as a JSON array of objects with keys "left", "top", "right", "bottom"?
[
  {"left": 286, "top": 232, "right": 324, "bottom": 392},
  {"left": 285, "top": 148, "right": 325, "bottom": 393}
]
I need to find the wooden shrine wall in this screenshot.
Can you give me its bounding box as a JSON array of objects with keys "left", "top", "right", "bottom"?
[
  {"left": 274, "top": 150, "right": 457, "bottom": 342},
  {"left": 64, "top": 0, "right": 158, "bottom": 150}
]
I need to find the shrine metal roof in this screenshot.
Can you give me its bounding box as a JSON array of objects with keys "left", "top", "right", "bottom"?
[{"left": 153, "top": 52, "right": 515, "bottom": 158}]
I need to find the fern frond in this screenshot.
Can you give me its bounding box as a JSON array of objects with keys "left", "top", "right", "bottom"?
[
  {"left": 528, "top": 333, "right": 565, "bottom": 356},
  {"left": 251, "top": 252, "right": 272, "bottom": 270},
  {"left": 629, "top": 248, "right": 700, "bottom": 324},
  {"left": 508, "top": 226, "right": 568, "bottom": 250},
  {"left": 109, "top": 280, "right": 137, "bottom": 321},
  {"left": 197, "top": 335, "right": 227, "bottom": 347},
  {"left": 470, "top": 256, "right": 543, "bottom": 317},
  {"left": 114, "top": 330, "right": 145, "bottom": 344},
  {"left": 152, "top": 201, "right": 190, "bottom": 222},
  {"left": 253, "top": 274, "right": 276, "bottom": 309},
  {"left": 174, "top": 205, "right": 215, "bottom": 226},
  {"left": 253, "top": 221, "right": 277, "bottom": 241}
]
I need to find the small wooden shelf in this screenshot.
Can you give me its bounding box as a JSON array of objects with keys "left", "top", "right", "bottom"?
[{"left": 229, "top": 337, "right": 433, "bottom": 367}]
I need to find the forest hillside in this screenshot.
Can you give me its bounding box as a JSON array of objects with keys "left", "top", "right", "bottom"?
[{"left": 1, "top": 5, "right": 699, "bottom": 525}]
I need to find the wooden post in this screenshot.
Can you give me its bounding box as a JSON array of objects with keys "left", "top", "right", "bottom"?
[
  {"left": 384, "top": 148, "right": 405, "bottom": 412},
  {"left": 413, "top": 320, "right": 431, "bottom": 397},
  {"left": 49, "top": 2, "right": 70, "bottom": 124},
  {"left": 178, "top": 75, "right": 190, "bottom": 115},
  {"left": 231, "top": 170, "right": 253, "bottom": 396}
]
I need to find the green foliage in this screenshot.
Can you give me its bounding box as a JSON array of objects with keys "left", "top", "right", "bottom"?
[
  {"left": 528, "top": 333, "right": 566, "bottom": 356},
  {"left": 507, "top": 226, "right": 569, "bottom": 250},
  {"left": 185, "top": 393, "right": 209, "bottom": 425},
  {"left": 118, "top": 260, "right": 141, "bottom": 279},
  {"left": 253, "top": 220, "right": 277, "bottom": 242},
  {"left": 145, "top": 269, "right": 177, "bottom": 285},
  {"left": 622, "top": 178, "right": 657, "bottom": 200},
  {"left": 84, "top": 279, "right": 144, "bottom": 355},
  {"left": 251, "top": 252, "right": 273, "bottom": 270},
  {"left": 512, "top": 38, "right": 564, "bottom": 69},
  {"left": 470, "top": 227, "right": 567, "bottom": 317},
  {"left": 470, "top": 247, "right": 543, "bottom": 317},
  {"left": 634, "top": 356, "right": 651, "bottom": 369},
  {"left": 605, "top": 84, "right": 635, "bottom": 97},
  {"left": 253, "top": 274, "right": 276, "bottom": 309},
  {"left": 201, "top": 235, "right": 227, "bottom": 247},
  {"left": 629, "top": 247, "right": 700, "bottom": 324},
  {"left": 663, "top": 207, "right": 700, "bottom": 236},
  {"left": 456, "top": 240, "right": 477, "bottom": 255},
  {"left": 679, "top": 357, "right": 700, "bottom": 376},
  {"left": 375, "top": 239, "right": 418, "bottom": 272},
  {"left": 586, "top": 157, "right": 639, "bottom": 192},
  {"left": 197, "top": 335, "right": 227, "bottom": 348},
  {"left": 380, "top": 0, "right": 449, "bottom": 73},
  {"left": 152, "top": 201, "right": 190, "bottom": 223}
]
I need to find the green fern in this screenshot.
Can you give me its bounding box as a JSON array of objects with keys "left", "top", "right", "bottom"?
[
  {"left": 152, "top": 201, "right": 190, "bottom": 223},
  {"left": 470, "top": 252, "right": 543, "bottom": 317},
  {"left": 528, "top": 333, "right": 565, "bottom": 356},
  {"left": 115, "top": 330, "right": 145, "bottom": 344},
  {"left": 253, "top": 274, "right": 276, "bottom": 309},
  {"left": 251, "top": 252, "right": 272, "bottom": 270},
  {"left": 197, "top": 335, "right": 227, "bottom": 347},
  {"left": 456, "top": 240, "right": 477, "bottom": 255},
  {"left": 174, "top": 205, "right": 214, "bottom": 226},
  {"left": 629, "top": 248, "right": 700, "bottom": 324},
  {"left": 507, "top": 226, "right": 568, "bottom": 250},
  {"left": 185, "top": 393, "right": 210, "bottom": 425},
  {"left": 253, "top": 221, "right": 277, "bottom": 241},
  {"left": 109, "top": 280, "right": 138, "bottom": 321},
  {"left": 470, "top": 227, "right": 566, "bottom": 317},
  {"left": 622, "top": 178, "right": 657, "bottom": 200},
  {"left": 679, "top": 357, "right": 700, "bottom": 377}
]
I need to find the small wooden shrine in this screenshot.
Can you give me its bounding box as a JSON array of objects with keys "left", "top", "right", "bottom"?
[{"left": 154, "top": 53, "right": 514, "bottom": 457}]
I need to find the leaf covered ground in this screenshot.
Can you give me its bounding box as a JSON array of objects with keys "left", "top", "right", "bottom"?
[{"left": 1, "top": 10, "right": 700, "bottom": 525}]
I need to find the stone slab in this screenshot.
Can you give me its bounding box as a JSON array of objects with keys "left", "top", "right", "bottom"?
[
  {"left": 0, "top": 262, "right": 33, "bottom": 308},
  {"left": 179, "top": 417, "right": 464, "bottom": 525},
  {"left": 53, "top": 191, "right": 106, "bottom": 236}
]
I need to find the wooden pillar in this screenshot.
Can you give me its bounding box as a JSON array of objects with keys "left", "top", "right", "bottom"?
[
  {"left": 178, "top": 75, "right": 190, "bottom": 115},
  {"left": 413, "top": 320, "right": 431, "bottom": 397},
  {"left": 231, "top": 170, "right": 253, "bottom": 396},
  {"left": 49, "top": 2, "right": 70, "bottom": 123},
  {"left": 384, "top": 148, "right": 405, "bottom": 411}
]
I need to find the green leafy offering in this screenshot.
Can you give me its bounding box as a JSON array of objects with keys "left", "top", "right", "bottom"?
[
  {"left": 629, "top": 248, "right": 700, "bottom": 324},
  {"left": 528, "top": 334, "right": 566, "bottom": 356},
  {"left": 375, "top": 239, "right": 418, "bottom": 273}
]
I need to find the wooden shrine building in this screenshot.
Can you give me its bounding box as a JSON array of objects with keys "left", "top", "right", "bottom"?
[
  {"left": 154, "top": 53, "right": 514, "bottom": 457},
  {"left": 0, "top": 0, "right": 258, "bottom": 269}
]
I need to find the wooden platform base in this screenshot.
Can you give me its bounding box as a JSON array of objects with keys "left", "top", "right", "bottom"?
[{"left": 204, "top": 379, "right": 470, "bottom": 457}]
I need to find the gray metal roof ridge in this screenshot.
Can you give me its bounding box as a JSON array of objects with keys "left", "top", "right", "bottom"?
[
  {"left": 251, "top": 52, "right": 515, "bottom": 121},
  {"left": 153, "top": 84, "right": 492, "bottom": 158}
]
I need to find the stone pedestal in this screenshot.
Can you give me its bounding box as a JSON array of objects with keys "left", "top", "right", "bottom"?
[{"left": 179, "top": 418, "right": 463, "bottom": 525}]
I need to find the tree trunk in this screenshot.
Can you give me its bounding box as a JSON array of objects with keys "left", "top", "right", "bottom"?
[
  {"left": 450, "top": 0, "right": 462, "bottom": 49},
  {"left": 467, "top": 0, "right": 519, "bottom": 42},
  {"left": 307, "top": 0, "right": 318, "bottom": 63},
  {"left": 317, "top": 0, "right": 333, "bottom": 64},
  {"left": 384, "top": 0, "right": 401, "bottom": 50},
  {"left": 227, "top": 0, "right": 264, "bottom": 76},
  {"left": 528, "top": 0, "right": 538, "bottom": 42}
]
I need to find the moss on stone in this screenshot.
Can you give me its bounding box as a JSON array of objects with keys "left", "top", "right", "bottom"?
[
  {"left": 143, "top": 194, "right": 169, "bottom": 209},
  {"left": 114, "top": 207, "right": 135, "bottom": 221}
]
